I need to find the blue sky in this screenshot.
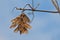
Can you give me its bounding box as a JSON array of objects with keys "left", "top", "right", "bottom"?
[{"left": 0, "top": 0, "right": 60, "bottom": 40}]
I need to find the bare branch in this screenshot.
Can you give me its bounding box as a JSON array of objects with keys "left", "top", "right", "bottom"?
[{"left": 16, "top": 7, "right": 59, "bottom": 13}]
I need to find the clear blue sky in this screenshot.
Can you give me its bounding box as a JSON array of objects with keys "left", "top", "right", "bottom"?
[{"left": 0, "top": 0, "right": 60, "bottom": 40}]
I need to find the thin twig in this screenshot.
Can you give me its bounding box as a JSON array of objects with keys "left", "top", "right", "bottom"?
[{"left": 16, "top": 7, "right": 59, "bottom": 13}]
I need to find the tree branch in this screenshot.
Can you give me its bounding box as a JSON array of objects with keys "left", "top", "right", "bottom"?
[{"left": 16, "top": 7, "right": 59, "bottom": 13}]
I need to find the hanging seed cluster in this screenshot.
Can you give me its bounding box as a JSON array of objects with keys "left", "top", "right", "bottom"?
[{"left": 10, "top": 13, "right": 32, "bottom": 34}]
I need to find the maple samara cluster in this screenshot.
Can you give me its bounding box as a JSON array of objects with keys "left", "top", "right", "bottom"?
[{"left": 10, "top": 13, "right": 32, "bottom": 34}]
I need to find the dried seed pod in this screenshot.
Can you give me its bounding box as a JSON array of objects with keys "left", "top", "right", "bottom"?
[
  {"left": 14, "top": 27, "right": 19, "bottom": 32},
  {"left": 18, "top": 24, "right": 23, "bottom": 31},
  {"left": 23, "top": 23, "right": 32, "bottom": 29},
  {"left": 18, "top": 24, "right": 28, "bottom": 34},
  {"left": 19, "top": 27, "right": 28, "bottom": 34},
  {"left": 11, "top": 18, "right": 22, "bottom": 25},
  {"left": 10, "top": 22, "right": 17, "bottom": 28},
  {"left": 14, "top": 24, "right": 23, "bottom": 33},
  {"left": 11, "top": 16, "right": 20, "bottom": 23},
  {"left": 22, "top": 27, "right": 28, "bottom": 34},
  {"left": 20, "top": 13, "right": 31, "bottom": 23}
]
